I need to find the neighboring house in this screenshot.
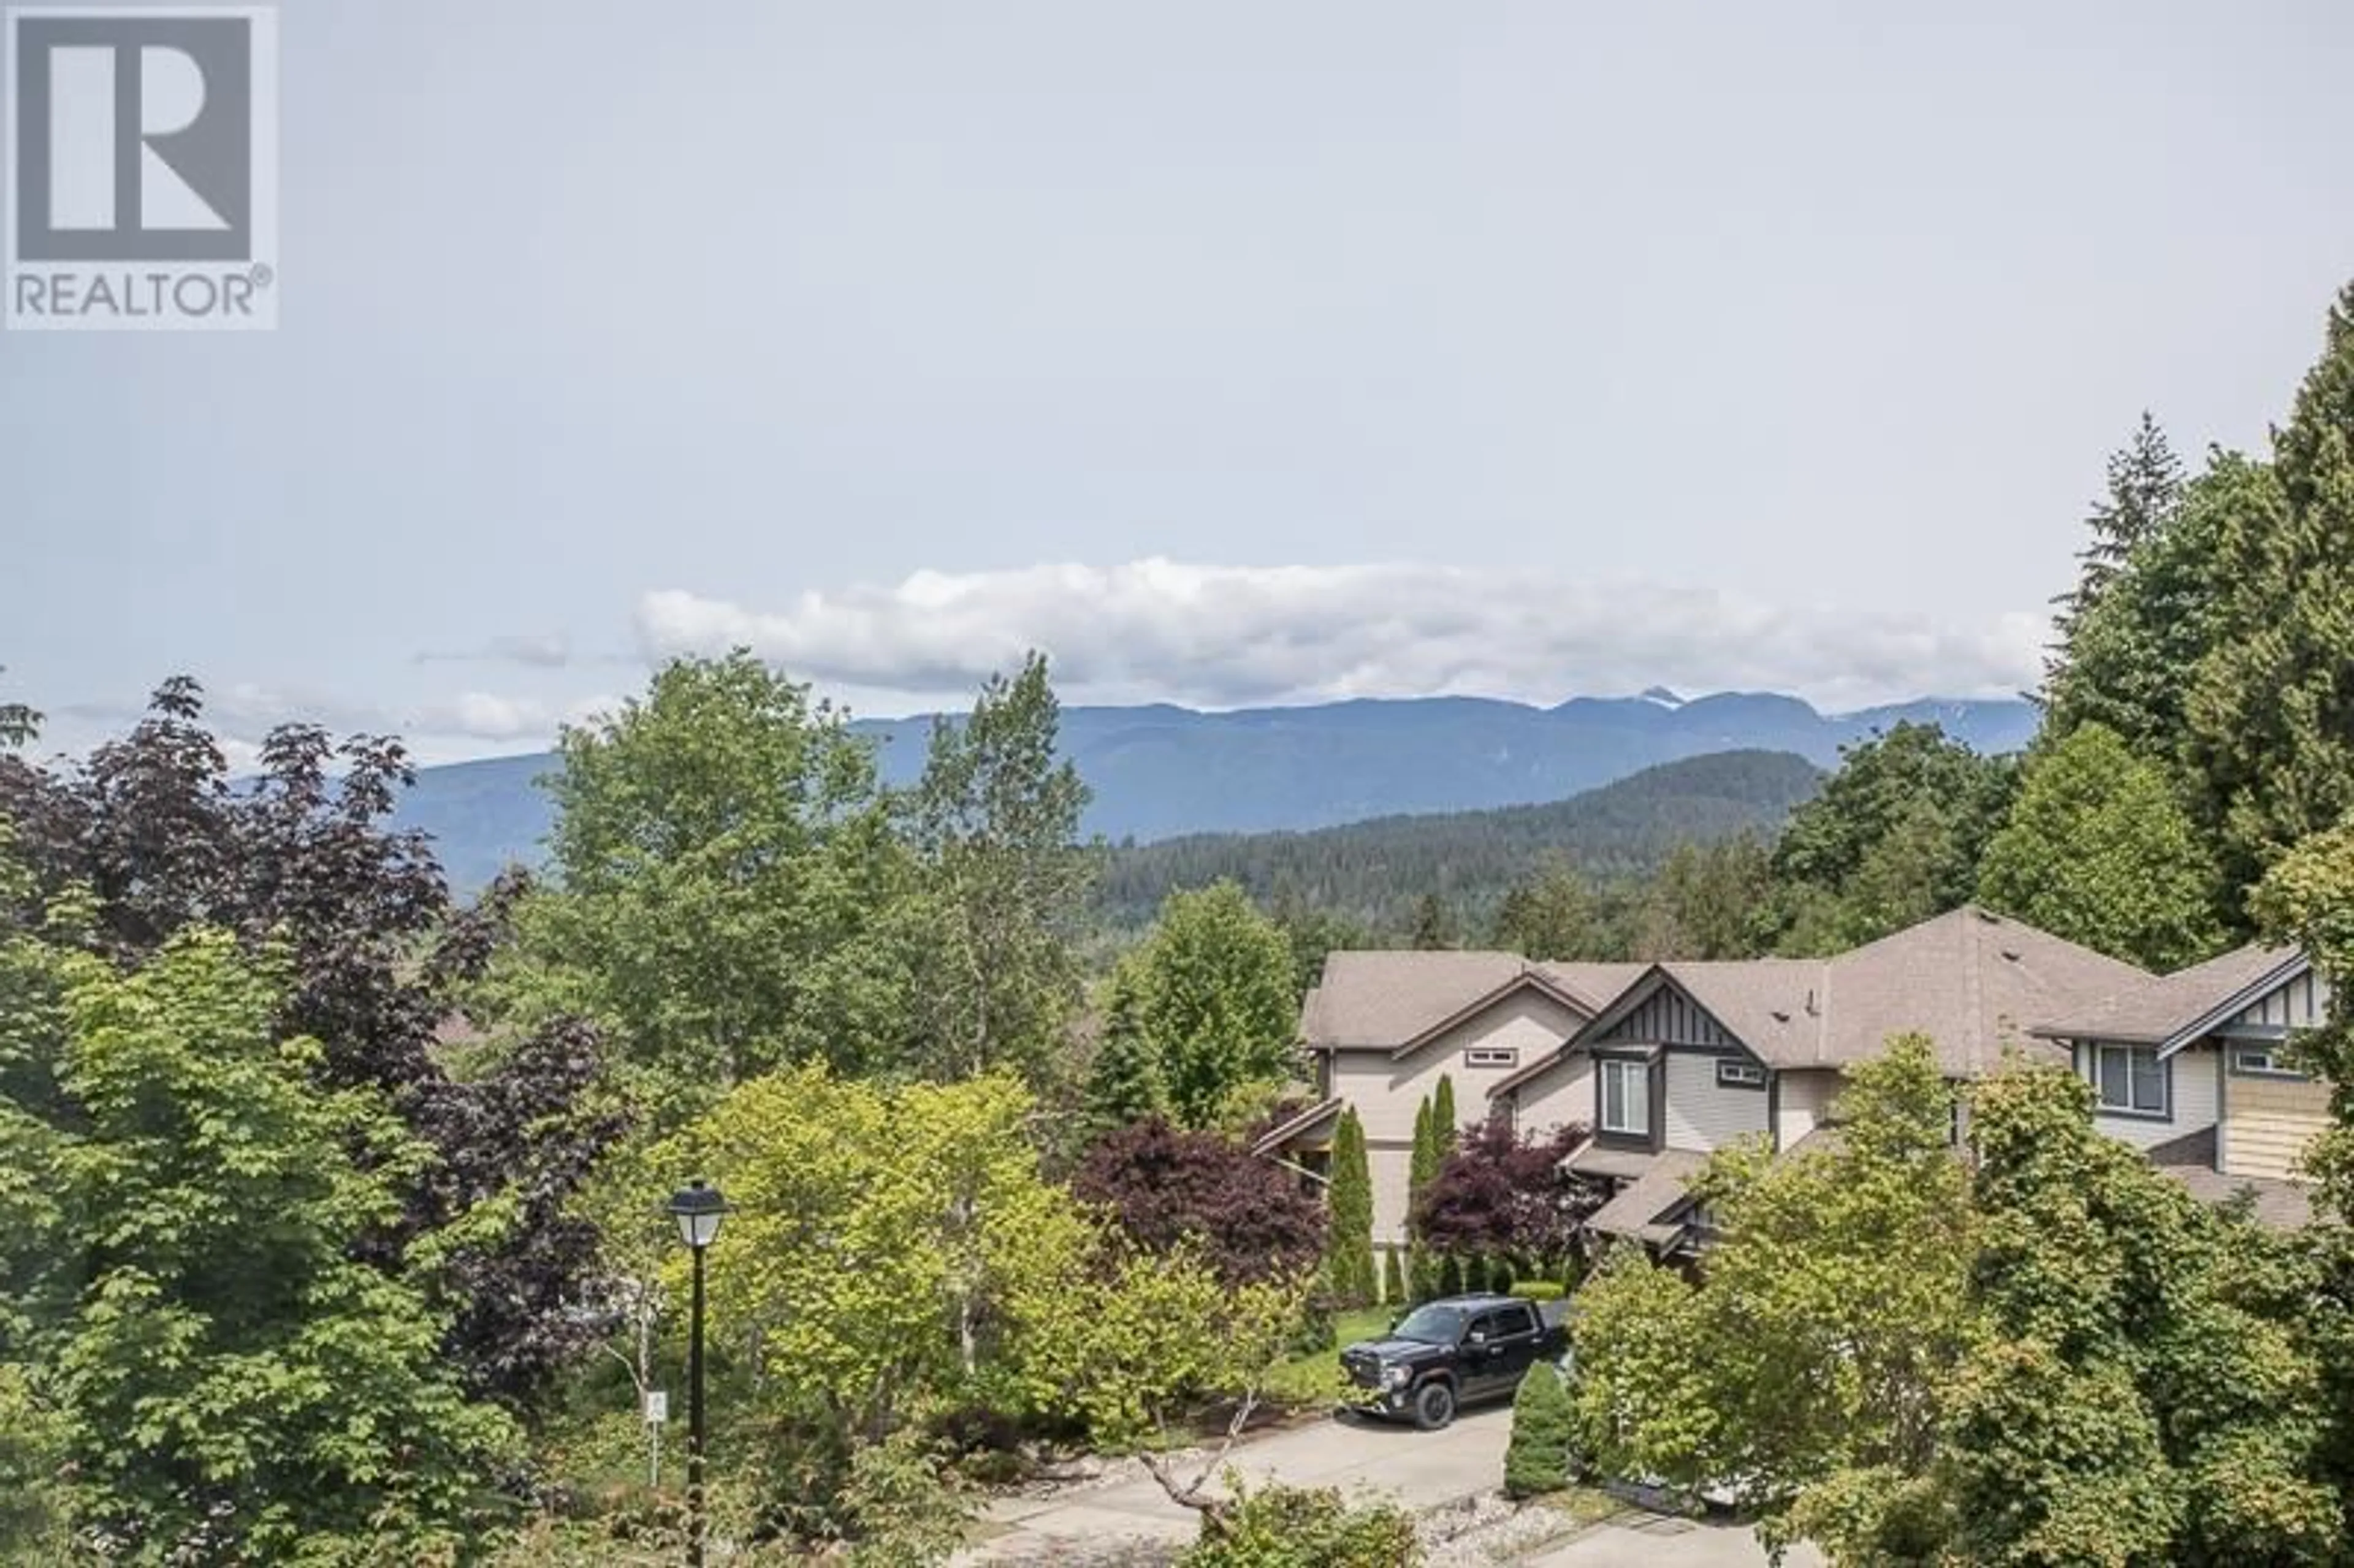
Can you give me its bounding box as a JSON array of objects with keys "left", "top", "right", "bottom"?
[
  {"left": 2033, "top": 943, "right": 2334, "bottom": 1228},
  {"left": 1483, "top": 906, "right": 2150, "bottom": 1254},
  {"left": 1252, "top": 952, "right": 1644, "bottom": 1244}
]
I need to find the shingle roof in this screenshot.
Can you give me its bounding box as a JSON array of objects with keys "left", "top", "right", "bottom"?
[
  {"left": 1300, "top": 951, "right": 1646, "bottom": 1049},
  {"left": 1546, "top": 907, "right": 2148, "bottom": 1076},
  {"left": 1584, "top": 1149, "right": 1708, "bottom": 1246},
  {"left": 2147, "top": 1126, "right": 2314, "bottom": 1230},
  {"left": 1803, "top": 905, "right": 2152, "bottom": 1077},
  {"left": 2031, "top": 943, "right": 2303, "bottom": 1048}
]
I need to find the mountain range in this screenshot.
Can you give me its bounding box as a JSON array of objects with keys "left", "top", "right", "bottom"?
[{"left": 393, "top": 690, "right": 2036, "bottom": 891}]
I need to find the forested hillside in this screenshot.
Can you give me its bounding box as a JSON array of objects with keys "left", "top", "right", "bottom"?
[{"left": 1094, "top": 749, "right": 1823, "bottom": 931}]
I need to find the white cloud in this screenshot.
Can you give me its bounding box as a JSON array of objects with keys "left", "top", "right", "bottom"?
[
  {"left": 414, "top": 633, "right": 574, "bottom": 669},
  {"left": 636, "top": 560, "right": 2047, "bottom": 713}
]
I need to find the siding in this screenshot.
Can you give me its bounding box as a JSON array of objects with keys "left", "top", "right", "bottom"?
[
  {"left": 2230, "top": 968, "right": 2332, "bottom": 1032},
  {"left": 1507, "top": 1052, "right": 1595, "bottom": 1141},
  {"left": 1664, "top": 1051, "right": 1769, "bottom": 1153},
  {"left": 1775, "top": 1069, "right": 1840, "bottom": 1150},
  {"left": 1596, "top": 984, "right": 1732, "bottom": 1048},
  {"left": 1367, "top": 1140, "right": 1414, "bottom": 1246},
  {"left": 1327, "top": 987, "right": 1586, "bottom": 1243},
  {"left": 2222, "top": 1073, "right": 2331, "bottom": 1181},
  {"left": 2087, "top": 1041, "right": 2222, "bottom": 1151},
  {"left": 1330, "top": 989, "right": 1584, "bottom": 1146}
]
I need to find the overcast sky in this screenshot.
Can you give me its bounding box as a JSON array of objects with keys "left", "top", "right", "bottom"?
[{"left": 7, "top": 1, "right": 2354, "bottom": 764}]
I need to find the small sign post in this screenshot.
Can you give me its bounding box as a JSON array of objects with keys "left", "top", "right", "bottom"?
[{"left": 644, "top": 1390, "right": 669, "bottom": 1487}]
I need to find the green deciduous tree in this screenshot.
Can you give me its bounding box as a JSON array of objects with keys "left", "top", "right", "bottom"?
[
  {"left": 1976, "top": 723, "right": 2222, "bottom": 969},
  {"left": 522, "top": 651, "right": 917, "bottom": 1104},
  {"left": 1570, "top": 1039, "right": 1980, "bottom": 1545},
  {"left": 1767, "top": 724, "right": 2014, "bottom": 954},
  {"left": 2188, "top": 282, "right": 2354, "bottom": 899},
  {"left": 907, "top": 652, "right": 1096, "bottom": 1083},
  {"left": 1122, "top": 882, "right": 1300, "bottom": 1129},
  {"left": 1633, "top": 835, "right": 1773, "bottom": 960},
  {"left": 1491, "top": 858, "right": 1599, "bottom": 960},
  {"left": 32, "top": 929, "right": 518, "bottom": 1561},
  {"left": 1325, "top": 1109, "right": 1375, "bottom": 1306}
]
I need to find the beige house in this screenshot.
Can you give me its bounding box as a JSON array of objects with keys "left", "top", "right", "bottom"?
[
  {"left": 2033, "top": 943, "right": 2333, "bottom": 1228},
  {"left": 1252, "top": 953, "right": 1643, "bottom": 1245},
  {"left": 1259, "top": 905, "right": 2336, "bottom": 1257}
]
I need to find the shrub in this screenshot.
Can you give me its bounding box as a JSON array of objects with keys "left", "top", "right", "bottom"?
[
  {"left": 1382, "top": 1248, "right": 1407, "bottom": 1305},
  {"left": 1181, "top": 1476, "right": 1422, "bottom": 1567},
  {"left": 1508, "top": 1280, "right": 1564, "bottom": 1302},
  {"left": 1503, "top": 1364, "right": 1577, "bottom": 1501}
]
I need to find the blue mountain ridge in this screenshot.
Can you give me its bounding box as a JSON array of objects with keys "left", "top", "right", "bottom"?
[{"left": 392, "top": 690, "right": 2037, "bottom": 892}]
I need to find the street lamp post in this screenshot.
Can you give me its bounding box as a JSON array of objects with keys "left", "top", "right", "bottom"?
[{"left": 667, "top": 1179, "right": 729, "bottom": 1567}]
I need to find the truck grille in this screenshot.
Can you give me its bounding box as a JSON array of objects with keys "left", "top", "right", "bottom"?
[{"left": 1341, "top": 1353, "right": 1383, "bottom": 1390}]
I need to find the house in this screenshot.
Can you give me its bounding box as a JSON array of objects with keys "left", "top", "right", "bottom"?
[
  {"left": 1257, "top": 905, "right": 2341, "bottom": 1262},
  {"left": 1480, "top": 906, "right": 2152, "bottom": 1253},
  {"left": 2032, "top": 943, "right": 2334, "bottom": 1228},
  {"left": 1252, "top": 952, "right": 1645, "bottom": 1245}
]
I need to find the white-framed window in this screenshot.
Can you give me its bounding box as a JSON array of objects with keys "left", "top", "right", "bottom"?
[
  {"left": 1716, "top": 1060, "right": 1766, "bottom": 1089},
  {"left": 2231, "top": 1046, "right": 2305, "bottom": 1079},
  {"left": 1599, "top": 1057, "right": 1650, "bottom": 1136},
  {"left": 1464, "top": 1046, "right": 1519, "bottom": 1068},
  {"left": 2092, "top": 1042, "right": 2167, "bottom": 1117}
]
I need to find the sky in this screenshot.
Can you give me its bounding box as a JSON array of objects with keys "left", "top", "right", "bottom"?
[{"left": 6, "top": 1, "right": 2354, "bottom": 766}]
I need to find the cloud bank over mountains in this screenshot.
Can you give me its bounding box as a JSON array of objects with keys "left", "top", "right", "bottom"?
[
  {"left": 636, "top": 559, "right": 2046, "bottom": 714},
  {"left": 32, "top": 560, "right": 2046, "bottom": 766}
]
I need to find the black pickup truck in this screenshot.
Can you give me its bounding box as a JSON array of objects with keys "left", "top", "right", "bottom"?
[{"left": 1337, "top": 1293, "right": 1570, "bottom": 1430}]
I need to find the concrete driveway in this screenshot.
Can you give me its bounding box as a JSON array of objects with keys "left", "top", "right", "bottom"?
[
  {"left": 1528, "top": 1512, "right": 1824, "bottom": 1567},
  {"left": 962, "top": 1405, "right": 1823, "bottom": 1566},
  {"left": 966, "top": 1404, "right": 1512, "bottom": 1559}
]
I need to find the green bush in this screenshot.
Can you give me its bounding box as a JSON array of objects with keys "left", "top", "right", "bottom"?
[
  {"left": 1503, "top": 1363, "right": 1577, "bottom": 1500},
  {"left": 1382, "top": 1248, "right": 1407, "bottom": 1305},
  {"left": 1181, "top": 1475, "right": 1422, "bottom": 1567},
  {"left": 1508, "top": 1281, "right": 1564, "bottom": 1302}
]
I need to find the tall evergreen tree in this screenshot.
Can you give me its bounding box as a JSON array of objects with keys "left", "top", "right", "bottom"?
[
  {"left": 2048, "top": 412, "right": 2186, "bottom": 661},
  {"left": 2188, "top": 281, "right": 2354, "bottom": 900},
  {"left": 1324, "top": 1109, "right": 1375, "bottom": 1306},
  {"left": 1407, "top": 1097, "right": 1440, "bottom": 1296},
  {"left": 1410, "top": 892, "right": 1457, "bottom": 950},
  {"left": 1083, "top": 962, "right": 1168, "bottom": 1130},
  {"left": 1976, "top": 724, "right": 2222, "bottom": 969},
  {"left": 2044, "top": 454, "right": 2263, "bottom": 762},
  {"left": 1432, "top": 1074, "right": 1460, "bottom": 1157}
]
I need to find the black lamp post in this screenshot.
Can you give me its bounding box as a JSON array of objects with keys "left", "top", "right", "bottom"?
[{"left": 666, "top": 1179, "right": 729, "bottom": 1567}]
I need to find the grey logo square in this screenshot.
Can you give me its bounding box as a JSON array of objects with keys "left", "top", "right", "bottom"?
[{"left": 4, "top": 6, "right": 278, "bottom": 330}]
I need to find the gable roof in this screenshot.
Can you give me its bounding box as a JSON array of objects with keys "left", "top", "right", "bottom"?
[
  {"left": 2032, "top": 944, "right": 2309, "bottom": 1057},
  {"left": 1299, "top": 951, "right": 1646, "bottom": 1052},
  {"left": 1492, "top": 906, "right": 2150, "bottom": 1091}
]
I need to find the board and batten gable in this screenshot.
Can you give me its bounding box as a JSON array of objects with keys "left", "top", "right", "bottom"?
[
  {"left": 1330, "top": 984, "right": 1586, "bottom": 1243},
  {"left": 2216, "top": 964, "right": 2334, "bottom": 1180}
]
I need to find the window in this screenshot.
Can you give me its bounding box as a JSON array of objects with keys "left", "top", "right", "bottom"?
[
  {"left": 1464, "top": 1046, "right": 1519, "bottom": 1068},
  {"left": 1600, "top": 1057, "right": 1650, "bottom": 1136},
  {"left": 2092, "top": 1043, "right": 2166, "bottom": 1117},
  {"left": 1716, "top": 1060, "right": 1766, "bottom": 1089},
  {"left": 2232, "top": 1047, "right": 2304, "bottom": 1078}
]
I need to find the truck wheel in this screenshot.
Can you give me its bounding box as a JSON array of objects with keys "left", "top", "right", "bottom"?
[{"left": 1411, "top": 1380, "right": 1456, "bottom": 1431}]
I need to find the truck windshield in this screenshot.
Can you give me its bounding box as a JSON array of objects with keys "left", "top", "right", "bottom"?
[{"left": 1390, "top": 1304, "right": 1466, "bottom": 1344}]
